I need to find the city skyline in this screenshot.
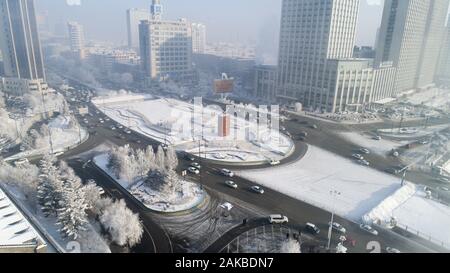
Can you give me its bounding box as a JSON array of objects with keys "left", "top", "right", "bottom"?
[{"left": 34, "top": 0, "right": 392, "bottom": 64}]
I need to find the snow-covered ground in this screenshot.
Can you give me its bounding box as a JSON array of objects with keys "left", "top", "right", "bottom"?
[
  {"left": 377, "top": 124, "right": 449, "bottom": 140},
  {"left": 392, "top": 192, "right": 450, "bottom": 249},
  {"left": 94, "top": 154, "right": 206, "bottom": 213},
  {"left": 364, "top": 182, "right": 450, "bottom": 249},
  {"left": 6, "top": 115, "right": 88, "bottom": 162},
  {"left": 93, "top": 94, "right": 294, "bottom": 165},
  {"left": 404, "top": 88, "right": 450, "bottom": 111},
  {"left": 237, "top": 145, "right": 403, "bottom": 221}
]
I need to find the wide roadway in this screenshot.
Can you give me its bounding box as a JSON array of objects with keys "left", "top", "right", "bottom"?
[{"left": 58, "top": 78, "right": 447, "bottom": 253}]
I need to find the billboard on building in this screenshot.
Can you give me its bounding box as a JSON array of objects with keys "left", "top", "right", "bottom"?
[{"left": 214, "top": 73, "right": 234, "bottom": 94}]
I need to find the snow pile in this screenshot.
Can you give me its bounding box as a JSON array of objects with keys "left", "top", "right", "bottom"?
[
  {"left": 362, "top": 182, "right": 417, "bottom": 226},
  {"left": 237, "top": 146, "right": 403, "bottom": 221},
  {"left": 404, "top": 88, "right": 450, "bottom": 111}
]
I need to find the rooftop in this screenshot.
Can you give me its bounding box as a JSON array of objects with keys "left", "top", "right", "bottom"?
[{"left": 0, "top": 188, "right": 42, "bottom": 247}]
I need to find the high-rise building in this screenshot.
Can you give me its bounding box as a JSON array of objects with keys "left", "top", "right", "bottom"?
[
  {"left": 150, "top": 0, "right": 163, "bottom": 21},
  {"left": 376, "top": 0, "right": 449, "bottom": 94},
  {"left": 416, "top": 1, "right": 450, "bottom": 89},
  {"left": 437, "top": 17, "right": 450, "bottom": 85},
  {"left": 139, "top": 0, "right": 193, "bottom": 84},
  {"left": 67, "top": 21, "right": 86, "bottom": 59},
  {"left": 0, "top": 0, "right": 45, "bottom": 80},
  {"left": 139, "top": 18, "right": 193, "bottom": 83},
  {"left": 126, "top": 8, "right": 150, "bottom": 49},
  {"left": 191, "top": 23, "right": 206, "bottom": 54},
  {"left": 276, "top": 0, "right": 397, "bottom": 113},
  {"left": 254, "top": 65, "right": 277, "bottom": 102},
  {"left": 277, "top": 0, "right": 360, "bottom": 111},
  {"left": 0, "top": 0, "right": 48, "bottom": 95}
]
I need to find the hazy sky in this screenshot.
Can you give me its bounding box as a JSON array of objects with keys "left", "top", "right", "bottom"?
[{"left": 36, "top": 0, "right": 386, "bottom": 62}]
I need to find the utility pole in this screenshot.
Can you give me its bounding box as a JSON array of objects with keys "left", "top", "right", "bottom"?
[{"left": 327, "top": 190, "right": 341, "bottom": 250}]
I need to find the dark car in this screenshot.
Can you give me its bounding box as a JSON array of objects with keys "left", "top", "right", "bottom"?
[{"left": 305, "top": 223, "right": 320, "bottom": 235}]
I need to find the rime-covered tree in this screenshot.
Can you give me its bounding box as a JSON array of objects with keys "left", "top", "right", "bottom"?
[
  {"left": 0, "top": 161, "right": 39, "bottom": 205},
  {"left": 57, "top": 175, "right": 89, "bottom": 239},
  {"left": 83, "top": 180, "right": 104, "bottom": 211},
  {"left": 155, "top": 145, "right": 166, "bottom": 171},
  {"left": 37, "top": 154, "right": 64, "bottom": 217},
  {"left": 164, "top": 146, "right": 179, "bottom": 171},
  {"left": 99, "top": 199, "right": 143, "bottom": 247},
  {"left": 56, "top": 161, "right": 89, "bottom": 239}
]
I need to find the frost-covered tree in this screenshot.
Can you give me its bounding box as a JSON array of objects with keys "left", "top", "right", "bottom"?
[
  {"left": 54, "top": 161, "right": 89, "bottom": 239},
  {"left": 83, "top": 180, "right": 104, "bottom": 210},
  {"left": 57, "top": 174, "right": 89, "bottom": 239},
  {"left": 99, "top": 199, "right": 143, "bottom": 247},
  {"left": 280, "top": 238, "right": 301, "bottom": 253},
  {"left": 0, "top": 161, "right": 39, "bottom": 205},
  {"left": 0, "top": 108, "right": 17, "bottom": 139},
  {"left": 155, "top": 145, "right": 166, "bottom": 171},
  {"left": 37, "top": 154, "right": 64, "bottom": 217},
  {"left": 165, "top": 146, "right": 178, "bottom": 171}
]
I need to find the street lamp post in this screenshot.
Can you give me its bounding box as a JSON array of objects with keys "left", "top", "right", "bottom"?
[{"left": 327, "top": 190, "right": 341, "bottom": 250}]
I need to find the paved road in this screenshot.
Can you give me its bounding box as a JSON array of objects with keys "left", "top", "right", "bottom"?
[
  {"left": 67, "top": 160, "right": 173, "bottom": 253},
  {"left": 52, "top": 76, "right": 448, "bottom": 253}
]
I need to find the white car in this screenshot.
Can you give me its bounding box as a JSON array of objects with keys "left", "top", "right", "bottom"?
[
  {"left": 358, "top": 159, "right": 370, "bottom": 166},
  {"left": 352, "top": 154, "right": 364, "bottom": 160},
  {"left": 386, "top": 247, "right": 401, "bottom": 253},
  {"left": 269, "top": 160, "right": 281, "bottom": 166},
  {"left": 220, "top": 169, "right": 234, "bottom": 177},
  {"left": 359, "top": 148, "right": 370, "bottom": 154},
  {"left": 187, "top": 167, "right": 200, "bottom": 175},
  {"left": 190, "top": 162, "right": 201, "bottom": 169},
  {"left": 329, "top": 222, "right": 347, "bottom": 233},
  {"left": 268, "top": 214, "right": 289, "bottom": 224},
  {"left": 110, "top": 126, "right": 116, "bottom": 130},
  {"left": 373, "top": 135, "right": 382, "bottom": 141},
  {"left": 360, "top": 224, "right": 378, "bottom": 236},
  {"left": 225, "top": 180, "right": 238, "bottom": 189},
  {"left": 250, "top": 185, "right": 265, "bottom": 194},
  {"left": 14, "top": 158, "right": 29, "bottom": 166},
  {"left": 220, "top": 202, "right": 234, "bottom": 211}
]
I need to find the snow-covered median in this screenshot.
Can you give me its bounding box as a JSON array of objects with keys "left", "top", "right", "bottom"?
[
  {"left": 237, "top": 145, "right": 403, "bottom": 221},
  {"left": 94, "top": 153, "right": 206, "bottom": 213}
]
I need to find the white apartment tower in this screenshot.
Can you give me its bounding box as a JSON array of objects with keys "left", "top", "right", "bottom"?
[
  {"left": 191, "top": 23, "right": 206, "bottom": 54},
  {"left": 376, "top": 0, "right": 450, "bottom": 94},
  {"left": 139, "top": 1, "right": 193, "bottom": 83},
  {"left": 126, "top": 8, "right": 150, "bottom": 49},
  {"left": 277, "top": 0, "right": 360, "bottom": 111},
  {"left": 67, "top": 21, "right": 85, "bottom": 59}
]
